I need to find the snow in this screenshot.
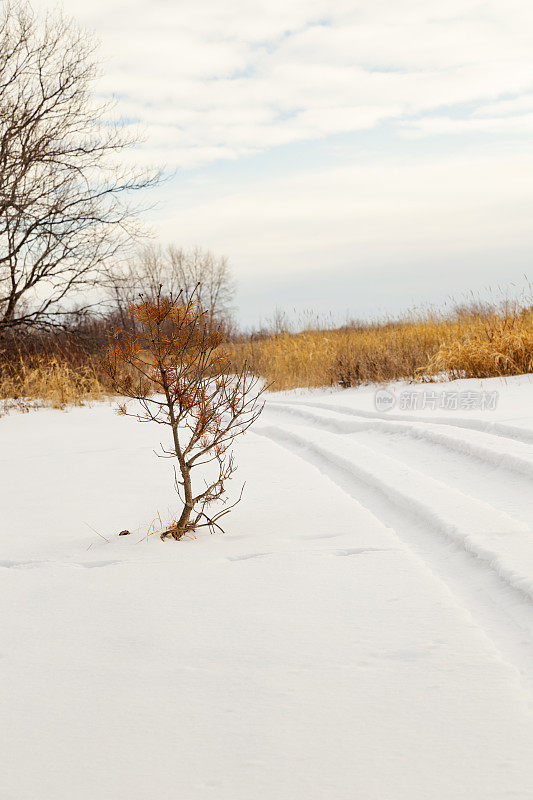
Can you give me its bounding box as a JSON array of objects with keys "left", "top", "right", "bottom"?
[{"left": 1, "top": 374, "right": 533, "bottom": 799}]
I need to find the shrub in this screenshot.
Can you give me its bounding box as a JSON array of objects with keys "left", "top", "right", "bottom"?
[{"left": 102, "top": 290, "right": 265, "bottom": 540}]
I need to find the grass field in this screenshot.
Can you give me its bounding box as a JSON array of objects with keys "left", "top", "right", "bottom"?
[
  {"left": 1, "top": 302, "right": 532, "bottom": 407},
  {"left": 229, "top": 303, "right": 533, "bottom": 390}
]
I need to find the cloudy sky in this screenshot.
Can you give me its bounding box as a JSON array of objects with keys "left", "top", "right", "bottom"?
[{"left": 44, "top": 0, "right": 533, "bottom": 324}]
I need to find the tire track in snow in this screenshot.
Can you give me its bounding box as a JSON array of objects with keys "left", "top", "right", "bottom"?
[
  {"left": 254, "top": 422, "right": 533, "bottom": 692},
  {"left": 265, "top": 402, "right": 533, "bottom": 526},
  {"left": 268, "top": 398, "right": 533, "bottom": 446},
  {"left": 266, "top": 401, "right": 533, "bottom": 480},
  {"left": 256, "top": 423, "right": 533, "bottom": 599}
]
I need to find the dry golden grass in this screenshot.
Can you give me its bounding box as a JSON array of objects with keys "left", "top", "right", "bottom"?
[
  {"left": 428, "top": 307, "right": 533, "bottom": 380},
  {"left": 229, "top": 305, "right": 533, "bottom": 390},
  {"left": 1, "top": 304, "right": 531, "bottom": 406},
  {"left": 0, "top": 352, "right": 109, "bottom": 409},
  {"left": 0, "top": 338, "right": 156, "bottom": 411}
]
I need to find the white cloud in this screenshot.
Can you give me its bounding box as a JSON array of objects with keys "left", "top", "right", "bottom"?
[
  {"left": 22, "top": 0, "right": 533, "bottom": 322},
  {"left": 402, "top": 113, "right": 533, "bottom": 136},
  {"left": 143, "top": 146, "right": 533, "bottom": 322},
  {"left": 474, "top": 94, "right": 533, "bottom": 117},
  {"left": 154, "top": 150, "right": 533, "bottom": 273},
  {"left": 33, "top": 0, "right": 533, "bottom": 167}
]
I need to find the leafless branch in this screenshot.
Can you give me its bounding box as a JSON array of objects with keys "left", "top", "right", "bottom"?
[
  {"left": 0, "top": 0, "right": 160, "bottom": 331},
  {"left": 102, "top": 287, "right": 265, "bottom": 541}
]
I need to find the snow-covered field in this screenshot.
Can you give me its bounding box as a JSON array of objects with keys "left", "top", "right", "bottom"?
[{"left": 2, "top": 375, "right": 533, "bottom": 799}]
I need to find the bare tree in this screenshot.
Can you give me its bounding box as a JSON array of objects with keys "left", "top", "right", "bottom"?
[
  {"left": 167, "top": 245, "right": 235, "bottom": 326},
  {"left": 107, "top": 244, "right": 235, "bottom": 330},
  {"left": 103, "top": 289, "right": 264, "bottom": 540},
  {"left": 0, "top": 0, "right": 158, "bottom": 331}
]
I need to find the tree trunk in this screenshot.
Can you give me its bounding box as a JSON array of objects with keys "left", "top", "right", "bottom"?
[{"left": 173, "top": 463, "right": 193, "bottom": 539}]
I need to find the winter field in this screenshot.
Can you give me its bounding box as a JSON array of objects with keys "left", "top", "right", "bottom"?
[{"left": 2, "top": 374, "right": 533, "bottom": 799}]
